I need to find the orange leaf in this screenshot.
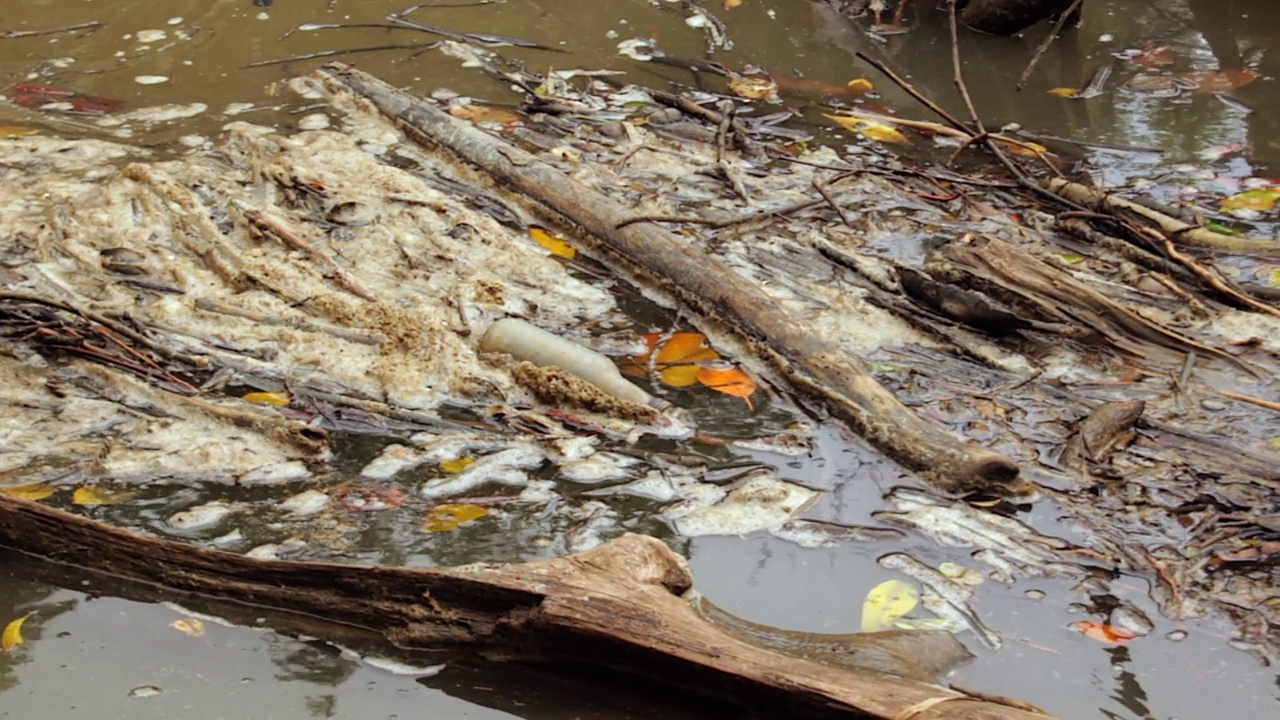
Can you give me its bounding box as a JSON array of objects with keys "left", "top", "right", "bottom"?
[
  {"left": 1070, "top": 620, "right": 1136, "bottom": 645},
  {"left": 624, "top": 331, "right": 727, "bottom": 387},
  {"left": 653, "top": 332, "right": 709, "bottom": 364},
  {"left": 1132, "top": 44, "right": 1174, "bottom": 68},
  {"left": 697, "top": 362, "right": 757, "bottom": 409},
  {"left": 449, "top": 104, "right": 522, "bottom": 126},
  {"left": 1181, "top": 68, "right": 1259, "bottom": 94}
]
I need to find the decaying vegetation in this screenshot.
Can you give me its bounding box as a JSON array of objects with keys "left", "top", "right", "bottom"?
[{"left": 1, "top": 10, "right": 1277, "bottom": 714}]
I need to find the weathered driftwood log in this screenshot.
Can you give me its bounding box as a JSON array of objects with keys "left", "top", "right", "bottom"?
[
  {"left": 315, "top": 63, "right": 1027, "bottom": 498},
  {"left": 0, "top": 494, "right": 1055, "bottom": 719}
]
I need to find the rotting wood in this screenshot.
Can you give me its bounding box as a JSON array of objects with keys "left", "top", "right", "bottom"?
[
  {"left": 938, "top": 236, "right": 1262, "bottom": 377},
  {"left": 0, "top": 493, "right": 1056, "bottom": 720},
  {"left": 315, "top": 62, "right": 1027, "bottom": 498}
]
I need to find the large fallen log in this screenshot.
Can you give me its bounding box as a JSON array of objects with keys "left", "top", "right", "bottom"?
[
  {"left": 315, "top": 63, "right": 1028, "bottom": 499},
  {"left": 0, "top": 493, "right": 1054, "bottom": 719}
]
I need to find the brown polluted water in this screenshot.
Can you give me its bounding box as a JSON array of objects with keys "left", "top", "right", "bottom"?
[{"left": 1, "top": 2, "right": 1277, "bottom": 719}]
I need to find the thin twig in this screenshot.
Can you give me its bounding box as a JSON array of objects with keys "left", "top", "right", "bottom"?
[
  {"left": 1017, "top": 0, "right": 1084, "bottom": 90},
  {"left": 0, "top": 292, "right": 206, "bottom": 367},
  {"left": 245, "top": 42, "right": 440, "bottom": 69},
  {"left": 1218, "top": 390, "right": 1280, "bottom": 413},
  {"left": 855, "top": 51, "right": 972, "bottom": 135},
  {"left": 1136, "top": 225, "right": 1280, "bottom": 319},
  {"left": 240, "top": 209, "right": 378, "bottom": 301},
  {"left": 1, "top": 21, "right": 103, "bottom": 39},
  {"left": 812, "top": 177, "right": 852, "bottom": 228},
  {"left": 945, "top": 1, "right": 1086, "bottom": 211},
  {"left": 616, "top": 197, "right": 825, "bottom": 230}
]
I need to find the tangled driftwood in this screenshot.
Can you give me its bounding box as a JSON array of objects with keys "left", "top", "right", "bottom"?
[
  {"left": 315, "top": 62, "right": 1026, "bottom": 498},
  {"left": 0, "top": 493, "right": 1053, "bottom": 720}
]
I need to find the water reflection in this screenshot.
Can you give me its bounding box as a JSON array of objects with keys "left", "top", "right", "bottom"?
[{"left": 0, "top": 0, "right": 1274, "bottom": 170}]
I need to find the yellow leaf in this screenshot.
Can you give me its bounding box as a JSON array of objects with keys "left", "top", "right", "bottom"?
[
  {"left": 1221, "top": 188, "right": 1280, "bottom": 212},
  {"left": 846, "top": 78, "right": 874, "bottom": 93},
  {"left": 726, "top": 73, "right": 778, "bottom": 102},
  {"left": 550, "top": 146, "right": 580, "bottom": 162},
  {"left": 861, "top": 579, "right": 919, "bottom": 632},
  {"left": 0, "top": 125, "right": 38, "bottom": 138},
  {"left": 0, "top": 482, "right": 56, "bottom": 501},
  {"left": 658, "top": 359, "right": 711, "bottom": 388},
  {"left": 439, "top": 456, "right": 475, "bottom": 474},
  {"left": 422, "top": 503, "right": 489, "bottom": 532},
  {"left": 529, "top": 226, "right": 576, "bottom": 259},
  {"left": 1046, "top": 87, "right": 1079, "bottom": 97},
  {"left": 1268, "top": 267, "right": 1280, "bottom": 287},
  {"left": 243, "top": 391, "right": 289, "bottom": 406},
  {"left": 169, "top": 618, "right": 206, "bottom": 637},
  {"left": 72, "top": 486, "right": 135, "bottom": 506},
  {"left": 938, "top": 562, "right": 984, "bottom": 586},
  {"left": 2, "top": 614, "right": 30, "bottom": 652},
  {"left": 723, "top": 0, "right": 743, "bottom": 8},
  {"left": 823, "top": 114, "right": 909, "bottom": 144},
  {"left": 1003, "top": 140, "right": 1049, "bottom": 158}
]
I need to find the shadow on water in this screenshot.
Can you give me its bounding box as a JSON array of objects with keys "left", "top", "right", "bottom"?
[{"left": 1, "top": 1, "right": 1278, "bottom": 719}]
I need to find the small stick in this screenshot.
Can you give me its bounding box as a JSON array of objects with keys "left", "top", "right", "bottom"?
[
  {"left": 241, "top": 209, "right": 378, "bottom": 301},
  {"left": 245, "top": 42, "right": 439, "bottom": 69},
  {"left": 1, "top": 21, "right": 103, "bottom": 39},
  {"left": 1218, "top": 390, "right": 1280, "bottom": 413},
  {"left": 616, "top": 198, "right": 825, "bottom": 230},
  {"left": 1016, "top": 0, "right": 1084, "bottom": 90},
  {"left": 812, "top": 177, "right": 852, "bottom": 228}
]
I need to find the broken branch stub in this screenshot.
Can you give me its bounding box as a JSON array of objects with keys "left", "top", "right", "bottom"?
[
  {"left": 315, "top": 63, "right": 1025, "bottom": 498},
  {"left": 0, "top": 494, "right": 1056, "bottom": 720}
]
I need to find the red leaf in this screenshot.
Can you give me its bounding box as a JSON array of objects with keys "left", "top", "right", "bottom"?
[{"left": 9, "top": 83, "right": 122, "bottom": 114}]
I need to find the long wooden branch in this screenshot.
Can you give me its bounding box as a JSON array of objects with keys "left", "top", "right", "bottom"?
[
  {"left": 0, "top": 494, "right": 1054, "bottom": 719},
  {"left": 314, "top": 63, "right": 1026, "bottom": 497}
]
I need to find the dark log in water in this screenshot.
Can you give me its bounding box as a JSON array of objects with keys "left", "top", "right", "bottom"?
[{"left": 0, "top": 493, "right": 1057, "bottom": 720}]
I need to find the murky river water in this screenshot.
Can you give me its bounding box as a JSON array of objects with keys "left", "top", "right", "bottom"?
[{"left": 2, "top": 1, "right": 1277, "bottom": 719}]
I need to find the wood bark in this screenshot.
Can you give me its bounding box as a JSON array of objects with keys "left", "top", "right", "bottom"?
[
  {"left": 315, "top": 63, "right": 1027, "bottom": 498},
  {"left": 0, "top": 493, "right": 1054, "bottom": 719}
]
